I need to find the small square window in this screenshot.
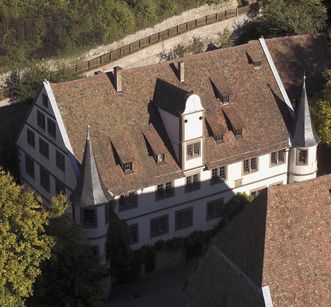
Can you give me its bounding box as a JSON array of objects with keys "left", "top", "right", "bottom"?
[
  {"left": 271, "top": 150, "right": 286, "bottom": 166},
  {"left": 56, "top": 150, "right": 65, "bottom": 172},
  {"left": 243, "top": 157, "right": 258, "bottom": 174},
  {"left": 81, "top": 209, "right": 97, "bottom": 228},
  {"left": 39, "top": 138, "right": 49, "bottom": 159},
  {"left": 185, "top": 174, "right": 200, "bottom": 192},
  {"left": 129, "top": 224, "right": 139, "bottom": 244},
  {"left": 123, "top": 162, "right": 132, "bottom": 174},
  {"left": 186, "top": 141, "right": 201, "bottom": 160},
  {"left": 150, "top": 215, "right": 168, "bottom": 238},
  {"left": 211, "top": 166, "right": 226, "bottom": 184},
  {"left": 119, "top": 192, "right": 138, "bottom": 211},
  {"left": 175, "top": 207, "right": 193, "bottom": 231},
  {"left": 27, "top": 128, "right": 35, "bottom": 148},
  {"left": 25, "top": 154, "right": 34, "bottom": 179},
  {"left": 206, "top": 198, "right": 225, "bottom": 221},
  {"left": 37, "top": 110, "right": 46, "bottom": 130},
  {"left": 55, "top": 179, "right": 65, "bottom": 195},
  {"left": 215, "top": 134, "right": 223, "bottom": 144},
  {"left": 47, "top": 118, "right": 56, "bottom": 138},
  {"left": 297, "top": 149, "right": 308, "bottom": 165},
  {"left": 156, "top": 153, "right": 165, "bottom": 163},
  {"left": 42, "top": 94, "right": 49, "bottom": 108},
  {"left": 40, "top": 166, "right": 50, "bottom": 192},
  {"left": 156, "top": 181, "right": 174, "bottom": 200}
]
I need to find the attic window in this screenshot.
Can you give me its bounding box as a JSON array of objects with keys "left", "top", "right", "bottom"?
[
  {"left": 215, "top": 134, "right": 224, "bottom": 144},
  {"left": 246, "top": 50, "right": 262, "bottom": 69},
  {"left": 156, "top": 153, "right": 165, "bottom": 164},
  {"left": 123, "top": 162, "right": 133, "bottom": 174},
  {"left": 210, "top": 77, "right": 231, "bottom": 104},
  {"left": 235, "top": 129, "right": 242, "bottom": 139},
  {"left": 220, "top": 95, "right": 229, "bottom": 104}
]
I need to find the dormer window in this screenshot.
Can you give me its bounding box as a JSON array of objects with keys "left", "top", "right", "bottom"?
[
  {"left": 123, "top": 162, "right": 133, "bottom": 174},
  {"left": 235, "top": 129, "right": 242, "bottom": 139},
  {"left": 246, "top": 50, "right": 262, "bottom": 69},
  {"left": 215, "top": 134, "right": 224, "bottom": 144},
  {"left": 210, "top": 76, "right": 231, "bottom": 104},
  {"left": 157, "top": 153, "right": 165, "bottom": 164}
]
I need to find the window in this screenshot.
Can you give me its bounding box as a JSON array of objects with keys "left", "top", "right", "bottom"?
[
  {"left": 243, "top": 157, "right": 258, "bottom": 174},
  {"left": 155, "top": 181, "right": 174, "bottom": 200},
  {"left": 123, "top": 162, "right": 132, "bottom": 174},
  {"left": 150, "top": 215, "right": 168, "bottom": 238},
  {"left": 40, "top": 166, "right": 50, "bottom": 192},
  {"left": 186, "top": 141, "right": 201, "bottom": 159},
  {"left": 215, "top": 134, "right": 224, "bottom": 144},
  {"left": 156, "top": 153, "right": 165, "bottom": 164},
  {"left": 119, "top": 192, "right": 138, "bottom": 211},
  {"left": 81, "top": 208, "right": 97, "bottom": 228},
  {"left": 206, "top": 198, "right": 225, "bottom": 221},
  {"left": 42, "top": 93, "right": 49, "bottom": 108},
  {"left": 90, "top": 246, "right": 99, "bottom": 257},
  {"left": 211, "top": 166, "right": 227, "bottom": 184},
  {"left": 39, "top": 138, "right": 49, "bottom": 159},
  {"left": 270, "top": 150, "right": 286, "bottom": 166},
  {"left": 297, "top": 149, "right": 308, "bottom": 165},
  {"left": 27, "top": 128, "right": 35, "bottom": 148},
  {"left": 175, "top": 207, "right": 193, "bottom": 231},
  {"left": 25, "top": 154, "right": 34, "bottom": 179},
  {"left": 235, "top": 129, "right": 242, "bottom": 139},
  {"left": 56, "top": 150, "right": 65, "bottom": 171},
  {"left": 105, "top": 203, "right": 110, "bottom": 225},
  {"left": 55, "top": 179, "right": 65, "bottom": 195},
  {"left": 47, "top": 118, "right": 56, "bottom": 138},
  {"left": 37, "top": 110, "right": 46, "bottom": 130},
  {"left": 129, "top": 224, "right": 139, "bottom": 244},
  {"left": 185, "top": 174, "right": 200, "bottom": 192}
]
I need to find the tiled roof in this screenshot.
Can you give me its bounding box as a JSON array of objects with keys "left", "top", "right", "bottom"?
[
  {"left": 213, "top": 175, "right": 331, "bottom": 306},
  {"left": 50, "top": 34, "right": 329, "bottom": 195},
  {"left": 185, "top": 244, "right": 265, "bottom": 307}
]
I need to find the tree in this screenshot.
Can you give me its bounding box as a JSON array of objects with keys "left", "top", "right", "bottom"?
[
  {"left": 311, "top": 70, "right": 331, "bottom": 145},
  {"left": 28, "top": 194, "right": 105, "bottom": 307},
  {"left": 3, "top": 64, "right": 82, "bottom": 103},
  {"left": 107, "top": 203, "right": 140, "bottom": 283},
  {"left": 0, "top": 169, "right": 54, "bottom": 306},
  {"left": 263, "top": 0, "right": 328, "bottom": 36}
]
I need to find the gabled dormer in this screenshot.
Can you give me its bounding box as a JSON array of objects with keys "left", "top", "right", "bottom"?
[
  {"left": 143, "top": 126, "right": 167, "bottom": 164},
  {"left": 222, "top": 105, "right": 244, "bottom": 139},
  {"left": 111, "top": 134, "right": 134, "bottom": 174},
  {"left": 153, "top": 79, "right": 205, "bottom": 171},
  {"left": 246, "top": 49, "right": 262, "bottom": 69},
  {"left": 205, "top": 110, "right": 226, "bottom": 144},
  {"left": 210, "top": 75, "right": 231, "bottom": 104}
]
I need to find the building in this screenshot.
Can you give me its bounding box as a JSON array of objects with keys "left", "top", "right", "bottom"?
[
  {"left": 16, "top": 34, "right": 328, "bottom": 263},
  {"left": 185, "top": 175, "right": 331, "bottom": 306}
]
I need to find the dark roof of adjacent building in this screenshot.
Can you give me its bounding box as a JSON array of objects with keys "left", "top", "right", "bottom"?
[
  {"left": 209, "top": 175, "right": 331, "bottom": 306},
  {"left": 70, "top": 126, "right": 110, "bottom": 206},
  {"left": 291, "top": 75, "right": 320, "bottom": 147},
  {"left": 50, "top": 34, "right": 330, "bottom": 195},
  {"left": 185, "top": 244, "right": 265, "bottom": 307}
]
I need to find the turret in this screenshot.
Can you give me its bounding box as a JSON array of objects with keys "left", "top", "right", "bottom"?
[
  {"left": 70, "top": 125, "right": 111, "bottom": 265},
  {"left": 289, "top": 75, "right": 320, "bottom": 183}
]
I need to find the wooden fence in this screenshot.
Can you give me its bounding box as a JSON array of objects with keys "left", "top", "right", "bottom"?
[{"left": 74, "top": 5, "right": 250, "bottom": 73}]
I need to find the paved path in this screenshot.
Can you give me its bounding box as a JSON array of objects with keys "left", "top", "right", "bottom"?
[
  {"left": 107, "top": 258, "right": 198, "bottom": 307},
  {"left": 86, "top": 13, "right": 249, "bottom": 76}
]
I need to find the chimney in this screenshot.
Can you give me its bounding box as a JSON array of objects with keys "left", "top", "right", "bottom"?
[
  {"left": 114, "top": 66, "right": 122, "bottom": 93},
  {"left": 179, "top": 62, "right": 184, "bottom": 82}
]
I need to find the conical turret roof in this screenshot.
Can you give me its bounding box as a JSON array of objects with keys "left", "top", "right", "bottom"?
[
  {"left": 70, "top": 126, "right": 110, "bottom": 207},
  {"left": 291, "top": 75, "right": 320, "bottom": 147}
]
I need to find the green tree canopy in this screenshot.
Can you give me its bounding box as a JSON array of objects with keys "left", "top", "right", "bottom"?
[
  {"left": 0, "top": 169, "right": 53, "bottom": 306},
  {"left": 311, "top": 70, "right": 331, "bottom": 145},
  {"left": 28, "top": 194, "right": 105, "bottom": 307},
  {"left": 263, "top": 0, "right": 328, "bottom": 35}
]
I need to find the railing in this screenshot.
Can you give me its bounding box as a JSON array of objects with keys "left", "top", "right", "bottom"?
[{"left": 74, "top": 5, "right": 250, "bottom": 73}]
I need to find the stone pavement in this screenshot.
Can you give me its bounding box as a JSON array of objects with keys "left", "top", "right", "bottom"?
[{"left": 107, "top": 258, "right": 198, "bottom": 307}]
